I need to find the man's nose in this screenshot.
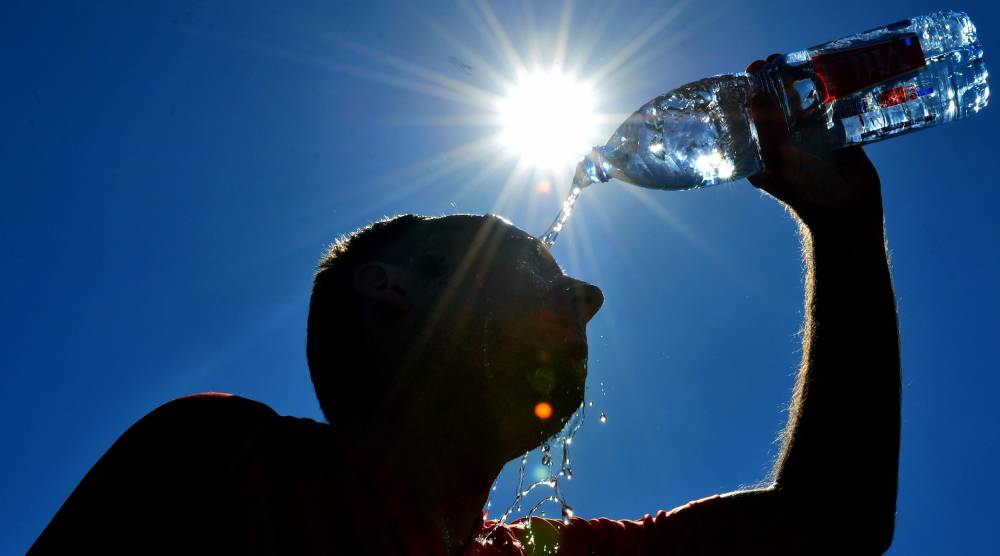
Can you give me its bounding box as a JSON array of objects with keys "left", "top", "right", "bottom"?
[{"left": 563, "top": 280, "right": 604, "bottom": 324}]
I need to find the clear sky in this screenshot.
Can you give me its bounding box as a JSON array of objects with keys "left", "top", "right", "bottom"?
[{"left": 2, "top": 1, "right": 998, "bottom": 553}]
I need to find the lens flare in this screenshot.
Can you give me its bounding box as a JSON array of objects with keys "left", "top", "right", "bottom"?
[{"left": 534, "top": 401, "right": 553, "bottom": 420}]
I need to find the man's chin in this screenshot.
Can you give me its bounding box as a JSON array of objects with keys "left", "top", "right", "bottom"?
[{"left": 544, "top": 384, "right": 585, "bottom": 431}]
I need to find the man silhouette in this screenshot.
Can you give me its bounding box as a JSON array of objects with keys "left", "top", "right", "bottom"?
[{"left": 31, "top": 60, "right": 900, "bottom": 555}]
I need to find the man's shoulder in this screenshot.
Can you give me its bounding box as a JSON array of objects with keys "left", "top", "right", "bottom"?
[
  {"left": 143, "top": 392, "right": 280, "bottom": 428},
  {"left": 109, "top": 392, "right": 285, "bottom": 465},
  {"left": 29, "top": 394, "right": 289, "bottom": 553}
]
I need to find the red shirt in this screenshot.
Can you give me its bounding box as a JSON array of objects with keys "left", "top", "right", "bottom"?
[{"left": 30, "top": 393, "right": 744, "bottom": 555}]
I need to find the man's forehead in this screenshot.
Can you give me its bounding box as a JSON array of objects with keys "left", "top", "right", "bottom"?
[
  {"left": 404, "top": 215, "right": 553, "bottom": 265},
  {"left": 420, "top": 215, "right": 534, "bottom": 244}
]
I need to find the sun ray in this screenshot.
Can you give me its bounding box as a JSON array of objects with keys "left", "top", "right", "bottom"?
[
  {"left": 454, "top": 0, "right": 510, "bottom": 71},
  {"left": 574, "top": 198, "right": 637, "bottom": 386},
  {"left": 145, "top": 19, "right": 494, "bottom": 110},
  {"left": 439, "top": 152, "right": 522, "bottom": 215},
  {"left": 353, "top": 135, "right": 501, "bottom": 215},
  {"left": 489, "top": 159, "right": 533, "bottom": 217},
  {"left": 292, "top": 0, "right": 749, "bottom": 293},
  {"left": 551, "top": 0, "right": 575, "bottom": 69},
  {"left": 472, "top": 0, "right": 529, "bottom": 77},
  {"left": 141, "top": 12, "right": 505, "bottom": 120},
  {"left": 619, "top": 186, "right": 744, "bottom": 280},
  {"left": 588, "top": 0, "right": 691, "bottom": 84},
  {"left": 335, "top": 38, "right": 504, "bottom": 107},
  {"left": 575, "top": 188, "right": 645, "bottom": 283},
  {"left": 328, "top": 60, "right": 495, "bottom": 109},
  {"left": 559, "top": 205, "right": 586, "bottom": 286},
  {"left": 370, "top": 134, "right": 498, "bottom": 191},
  {"left": 454, "top": 0, "right": 525, "bottom": 78},
  {"left": 517, "top": 0, "right": 544, "bottom": 70},
  {"left": 417, "top": 14, "right": 514, "bottom": 90},
  {"left": 577, "top": 221, "right": 603, "bottom": 289},
  {"left": 378, "top": 113, "right": 501, "bottom": 128},
  {"left": 596, "top": 11, "right": 723, "bottom": 104},
  {"left": 562, "top": 0, "right": 627, "bottom": 77},
  {"left": 165, "top": 295, "right": 307, "bottom": 396},
  {"left": 401, "top": 214, "right": 512, "bottom": 371},
  {"left": 555, "top": 192, "right": 646, "bottom": 398}
]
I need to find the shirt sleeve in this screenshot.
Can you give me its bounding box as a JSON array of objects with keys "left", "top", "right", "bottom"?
[
  {"left": 29, "top": 393, "right": 277, "bottom": 554},
  {"left": 499, "top": 491, "right": 823, "bottom": 556},
  {"left": 569, "top": 495, "right": 726, "bottom": 555},
  {"left": 498, "top": 495, "right": 729, "bottom": 555}
]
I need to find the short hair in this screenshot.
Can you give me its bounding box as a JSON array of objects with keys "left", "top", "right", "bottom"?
[{"left": 306, "top": 214, "right": 430, "bottom": 425}]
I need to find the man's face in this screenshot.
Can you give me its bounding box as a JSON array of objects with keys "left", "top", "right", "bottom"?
[{"left": 397, "top": 216, "right": 603, "bottom": 450}]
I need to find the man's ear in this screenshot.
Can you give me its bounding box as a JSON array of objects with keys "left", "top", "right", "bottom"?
[{"left": 353, "top": 262, "right": 411, "bottom": 314}]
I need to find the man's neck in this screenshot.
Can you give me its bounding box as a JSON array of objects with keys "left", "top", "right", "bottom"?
[{"left": 352, "top": 400, "right": 506, "bottom": 556}]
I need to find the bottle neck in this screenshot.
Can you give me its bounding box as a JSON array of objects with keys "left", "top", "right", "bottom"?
[{"left": 572, "top": 147, "right": 611, "bottom": 190}]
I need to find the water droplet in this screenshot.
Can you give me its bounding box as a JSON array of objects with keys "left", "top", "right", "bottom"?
[
  {"left": 599, "top": 412, "right": 607, "bottom": 424},
  {"left": 487, "top": 405, "right": 589, "bottom": 540},
  {"left": 541, "top": 442, "right": 553, "bottom": 466},
  {"left": 562, "top": 506, "right": 574, "bottom": 524}
]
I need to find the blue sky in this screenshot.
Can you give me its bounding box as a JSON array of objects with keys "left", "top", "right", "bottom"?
[{"left": 2, "top": 1, "right": 998, "bottom": 553}]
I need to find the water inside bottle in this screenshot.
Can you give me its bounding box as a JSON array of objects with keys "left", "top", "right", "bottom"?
[
  {"left": 598, "top": 74, "right": 762, "bottom": 190},
  {"left": 783, "top": 11, "right": 989, "bottom": 148},
  {"left": 538, "top": 77, "right": 760, "bottom": 249}
]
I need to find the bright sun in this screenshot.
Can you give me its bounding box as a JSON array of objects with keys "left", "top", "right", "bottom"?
[{"left": 497, "top": 70, "right": 598, "bottom": 171}]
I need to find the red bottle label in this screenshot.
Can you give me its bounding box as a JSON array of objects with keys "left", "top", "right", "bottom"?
[
  {"left": 880, "top": 85, "right": 916, "bottom": 107},
  {"left": 812, "top": 33, "right": 926, "bottom": 103}
]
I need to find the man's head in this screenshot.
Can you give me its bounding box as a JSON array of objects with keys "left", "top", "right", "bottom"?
[{"left": 307, "top": 214, "right": 602, "bottom": 457}]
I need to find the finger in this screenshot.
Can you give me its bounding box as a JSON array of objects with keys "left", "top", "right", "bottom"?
[
  {"left": 747, "top": 94, "right": 789, "bottom": 197},
  {"left": 747, "top": 53, "right": 780, "bottom": 73},
  {"left": 749, "top": 92, "right": 791, "bottom": 156}
]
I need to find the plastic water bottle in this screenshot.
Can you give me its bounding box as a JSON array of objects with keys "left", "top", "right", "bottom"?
[{"left": 574, "top": 10, "right": 989, "bottom": 192}]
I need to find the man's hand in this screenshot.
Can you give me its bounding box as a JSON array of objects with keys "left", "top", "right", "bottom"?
[{"left": 746, "top": 55, "right": 883, "bottom": 229}]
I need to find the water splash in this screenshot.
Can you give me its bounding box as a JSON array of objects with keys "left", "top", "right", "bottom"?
[
  {"left": 538, "top": 150, "right": 608, "bottom": 248},
  {"left": 479, "top": 402, "right": 587, "bottom": 542},
  {"left": 538, "top": 186, "right": 583, "bottom": 248}
]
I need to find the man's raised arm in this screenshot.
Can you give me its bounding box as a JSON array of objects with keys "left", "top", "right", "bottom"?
[
  {"left": 765, "top": 160, "right": 900, "bottom": 547},
  {"left": 737, "top": 55, "right": 901, "bottom": 553}
]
